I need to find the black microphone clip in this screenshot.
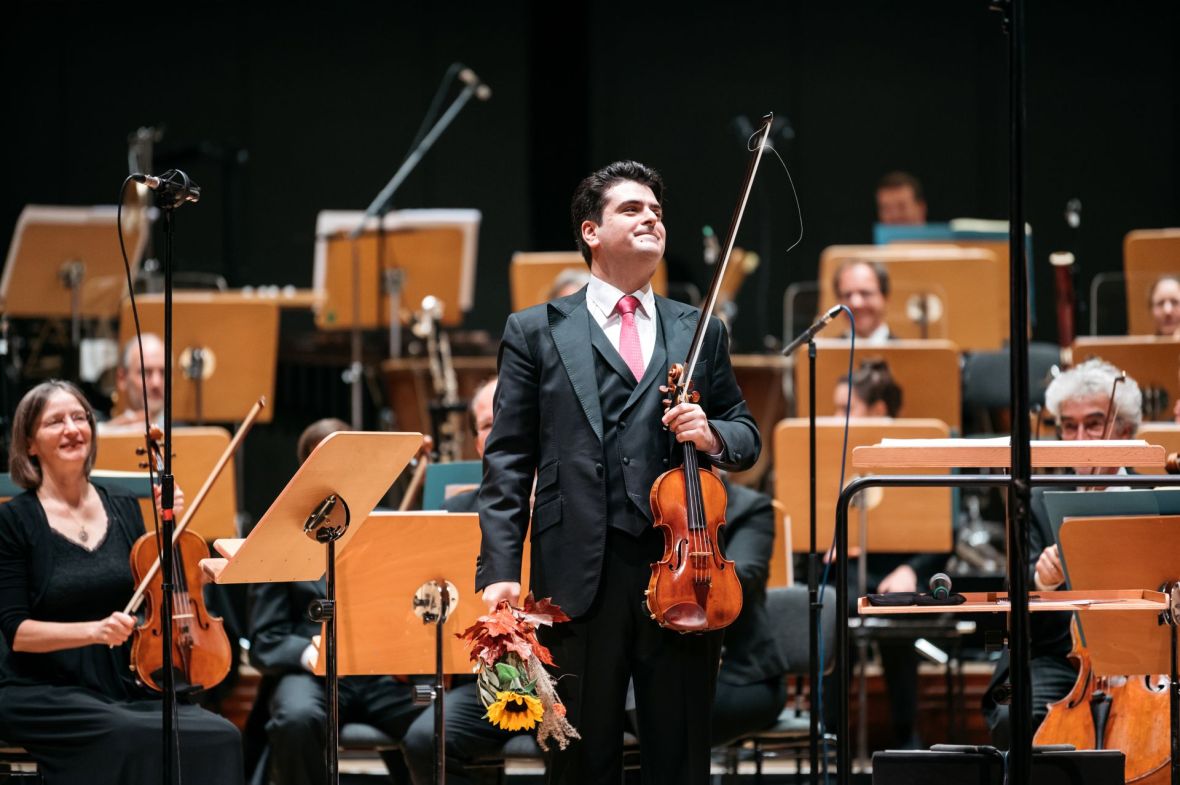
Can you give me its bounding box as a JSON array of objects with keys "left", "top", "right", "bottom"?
[{"left": 132, "top": 169, "right": 201, "bottom": 210}]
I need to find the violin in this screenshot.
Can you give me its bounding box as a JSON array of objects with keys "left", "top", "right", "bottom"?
[
  {"left": 126, "top": 398, "right": 264, "bottom": 691},
  {"left": 644, "top": 114, "right": 774, "bottom": 633},
  {"left": 1033, "top": 619, "right": 1170, "bottom": 784}
]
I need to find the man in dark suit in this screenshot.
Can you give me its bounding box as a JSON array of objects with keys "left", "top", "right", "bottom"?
[{"left": 476, "top": 160, "right": 760, "bottom": 784}]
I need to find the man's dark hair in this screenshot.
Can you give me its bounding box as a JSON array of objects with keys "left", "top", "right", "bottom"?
[
  {"left": 833, "top": 259, "right": 891, "bottom": 299},
  {"left": 840, "top": 359, "right": 903, "bottom": 418},
  {"left": 876, "top": 171, "right": 925, "bottom": 202},
  {"left": 570, "top": 160, "right": 665, "bottom": 265}
]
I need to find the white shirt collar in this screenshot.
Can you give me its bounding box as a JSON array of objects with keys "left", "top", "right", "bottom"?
[{"left": 586, "top": 273, "right": 655, "bottom": 321}]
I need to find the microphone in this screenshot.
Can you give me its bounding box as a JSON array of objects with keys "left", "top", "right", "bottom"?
[
  {"left": 929, "top": 572, "right": 952, "bottom": 601},
  {"left": 781, "top": 305, "right": 843, "bottom": 356},
  {"left": 132, "top": 169, "right": 201, "bottom": 207},
  {"left": 458, "top": 67, "right": 492, "bottom": 101}
]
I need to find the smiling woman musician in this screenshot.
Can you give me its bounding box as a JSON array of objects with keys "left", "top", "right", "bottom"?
[{"left": 0, "top": 381, "right": 243, "bottom": 785}]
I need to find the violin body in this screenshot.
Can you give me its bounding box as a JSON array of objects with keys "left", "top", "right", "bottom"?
[
  {"left": 128, "top": 528, "right": 231, "bottom": 693},
  {"left": 1033, "top": 625, "right": 1170, "bottom": 784},
  {"left": 645, "top": 452, "right": 742, "bottom": 633}
]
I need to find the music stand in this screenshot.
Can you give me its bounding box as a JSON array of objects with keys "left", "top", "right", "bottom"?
[
  {"left": 200, "top": 431, "right": 422, "bottom": 785},
  {"left": 774, "top": 418, "right": 953, "bottom": 556},
  {"left": 310, "top": 511, "right": 533, "bottom": 785},
  {"left": 95, "top": 427, "right": 238, "bottom": 540},
  {"left": 508, "top": 251, "right": 669, "bottom": 312},
  {"left": 117, "top": 293, "right": 278, "bottom": 424},
  {"left": 792, "top": 339, "right": 962, "bottom": 430},
  {"left": 1071, "top": 336, "right": 1180, "bottom": 420},
  {"left": 1123, "top": 228, "right": 1180, "bottom": 336},
  {"left": 1, "top": 204, "right": 148, "bottom": 344},
  {"left": 817, "top": 245, "right": 1006, "bottom": 351}
]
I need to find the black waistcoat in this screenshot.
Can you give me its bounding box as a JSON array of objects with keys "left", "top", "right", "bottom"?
[{"left": 589, "top": 314, "right": 672, "bottom": 536}]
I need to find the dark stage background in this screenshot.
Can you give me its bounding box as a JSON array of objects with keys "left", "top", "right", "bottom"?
[{"left": 4, "top": 1, "right": 1178, "bottom": 519}]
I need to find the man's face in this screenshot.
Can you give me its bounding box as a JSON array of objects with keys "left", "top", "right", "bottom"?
[
  {"left": 836, "top": 263, "right": 887, "bottom": 338},
  {"left": 582, "top": 180, "right": 665, "bottom": 277},
  {"left": 472, "top": 380, "right": 497, "bottom": 459},
  {"left": 1151, "top": 278, "right": 1180, "bottom": 336},
  {"left": 876, "top": 185, "right": 927, "bottom": 225},
  {"left": 121, "top": 338, "right": 166, "bottom": 420}
]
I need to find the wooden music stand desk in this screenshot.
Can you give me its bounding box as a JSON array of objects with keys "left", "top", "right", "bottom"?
[
  {"left": 1, "top": 204, "right": 148, "bottom": 326},
  {"left": 1070, "top": 336, "right": 1180, "bottom": 419},
  {"left": 199, "top": 431, "right": 421, "bottom": 584},
  {"left": 1123, "top": 228, "right": 1180, "bottom": 336},
  {"left": 774, "top": 418, "right": 953, "bottom": 555},
  {"left": 793, "top": 339, "right": 962, "bottom": 431},
  {"left": 852, "top": 438, "right": 1165, "bottom": 471},
  {"left": 313, "top": 209, "right": 479, "bottom": 330},
  {"left": 1059, "top": 514, "right": 1180, "bottom": 676},
  {"left": 509, "top": 251, "right": 668, "bottom": 312},
  {"left": 1137, "top": 423, "right": 1180, "bottom": 457},
  {"left": 95, "top": 427, "right": 237, "bottom": 541},
  {"left": 817, "top": 245, "right": 1005, "bottom": 351},
  {"left": 117, "top": 293, "right": 278, "bottom": 424},
  {"left": 308, "top": 512, "right": 533, "bottom": 676}
]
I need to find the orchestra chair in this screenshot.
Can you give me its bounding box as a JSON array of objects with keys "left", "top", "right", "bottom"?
[
  {"left": 1123, "top": 228, "right": 1180, "bottom": 335},
  {"left": 720, "top": 584, "right": 838, "bottom": 779},
  {"left": 961, "top": 342, "right": 1062, "bottom": 435}
]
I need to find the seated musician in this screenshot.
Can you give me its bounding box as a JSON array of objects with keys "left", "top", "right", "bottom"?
[
  {"left": 0, "top": 380, "right": 242, "bottom": 785},
  {"left": 829, "top": 359, "right": 946, "bottom": 748},
  {"left": 981, "top": 359, "right": 1143, "bottom": 746},
  {"left": 875, "top": 171, "right": 927, "bottom": 226},
  {"left": 547, "top": 268, "right": 592, "bottom": 301},
  {"left": 100, "top": 333, "right": 166, "bottom": 433},
  {"left": 708, "top": 476, "right": 789, "bottom": 746},
  {"left": 1149, "top": 274, "right": 1180, "bottom": 337},
  {"left": 834, "top": 260, "right": 893, "bottom": 344},
  {"left": 248, "top": 417, "right": 426, "bottom": 785}
]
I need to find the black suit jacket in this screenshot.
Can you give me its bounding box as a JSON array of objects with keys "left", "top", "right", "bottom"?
[{"left": 476, "top": 289, "right": 760, "bottom": 618}]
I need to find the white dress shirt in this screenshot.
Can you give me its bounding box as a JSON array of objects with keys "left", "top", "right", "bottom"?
[{"left": 585, "top": 274, "right": 657, "bottom": 371}]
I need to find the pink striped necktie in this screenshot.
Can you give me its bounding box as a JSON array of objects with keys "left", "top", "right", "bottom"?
[{"left": 615, "top": 295, "right": 645, "bottom": 381}]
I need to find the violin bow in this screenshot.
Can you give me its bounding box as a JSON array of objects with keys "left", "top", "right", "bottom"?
[{"left": 124, "top": 396, "right": 267, "bottom": 615}]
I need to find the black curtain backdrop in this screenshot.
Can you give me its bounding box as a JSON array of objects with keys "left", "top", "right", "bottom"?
[{"left": 3, "top": 0, "right": 1177, "bottom": 517}]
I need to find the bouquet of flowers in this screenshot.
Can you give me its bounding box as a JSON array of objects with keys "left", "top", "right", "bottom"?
[{"left": 456, "top": 593, "right": 580, "bottom": 750}]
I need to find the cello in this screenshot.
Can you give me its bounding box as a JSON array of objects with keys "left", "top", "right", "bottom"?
[
  {"left": 644, "top": 113, "right": 774, "bottom": 633},
  {"left": 126, "top": 398, "right": 265, "bottom": 691}
]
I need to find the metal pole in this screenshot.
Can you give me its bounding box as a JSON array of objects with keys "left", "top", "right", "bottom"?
[{"left": 807, "top": 339, "right": 820, "bottom": 784}]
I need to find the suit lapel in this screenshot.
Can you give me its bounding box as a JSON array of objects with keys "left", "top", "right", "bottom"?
[
  {"left": 659, "top": 296, "right": 700, "bottom": 375},
  {"left": 549, "top": 294, "right": 604, "bottom": 442}
]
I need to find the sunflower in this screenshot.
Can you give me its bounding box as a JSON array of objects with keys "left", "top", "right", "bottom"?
[{"left": 485, "top": 690, "right": 544, "bottom": 731}]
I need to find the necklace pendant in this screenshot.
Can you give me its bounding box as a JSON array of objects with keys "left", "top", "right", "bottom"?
[{"left": 78, "top": 528, "right": 89, "bottom": 544}]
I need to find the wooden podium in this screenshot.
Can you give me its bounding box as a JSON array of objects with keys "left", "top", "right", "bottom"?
[
  {"left": 817, "top": 245, "right": 1006, "bottom": 351},
  {"left": 117, "top": 293, "right": 278, "bottom": 424},
  {"left": 792, "top": 339, "right": 962, "bottom": 430},
  {"left": 509, "top": 251, "right": 668, "bottom": 312},
  {"left": 774, "top": 418, "right": 953, "bottom": 555}
]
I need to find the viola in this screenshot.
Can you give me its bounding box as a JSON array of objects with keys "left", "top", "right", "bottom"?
[
  {"left": 644, "top": 113, "right": 774, "bottom": 633},
  {"left": 125, "top": 398, "right": 264, "bottom": 691}
]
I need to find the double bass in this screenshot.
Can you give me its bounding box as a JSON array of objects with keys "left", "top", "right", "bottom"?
[{"left": 645, "top": 113, "right": 774, "bottom": 633}]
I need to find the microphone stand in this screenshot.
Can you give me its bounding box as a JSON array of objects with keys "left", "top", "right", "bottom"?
[
  {"left": 345, "top": 77, "right": 484, "bottom": 428},
  {"left": 159, "top": 202, "right": 181, "bottom": 785}
]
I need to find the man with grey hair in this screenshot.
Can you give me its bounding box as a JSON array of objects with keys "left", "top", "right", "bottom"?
[
  {"left": 101, "top": 333, "right": 166, "bottom": 432},
  {"left": 982, "top": 358, "right": 1142, "bottom": 746}
]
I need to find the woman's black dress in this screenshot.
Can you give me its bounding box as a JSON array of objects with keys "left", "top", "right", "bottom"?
[{"left": 0, "top": 484, "right": 243, "bottom": 785}]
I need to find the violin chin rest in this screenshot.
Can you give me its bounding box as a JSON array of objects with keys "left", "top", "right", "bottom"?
[{"left": 660, "top": 602, "right": 707, "bottom": 631}]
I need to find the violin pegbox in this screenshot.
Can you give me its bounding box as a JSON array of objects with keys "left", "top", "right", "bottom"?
[{"left": 660, "top": 363, "right": 699, "bottom": 412}]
